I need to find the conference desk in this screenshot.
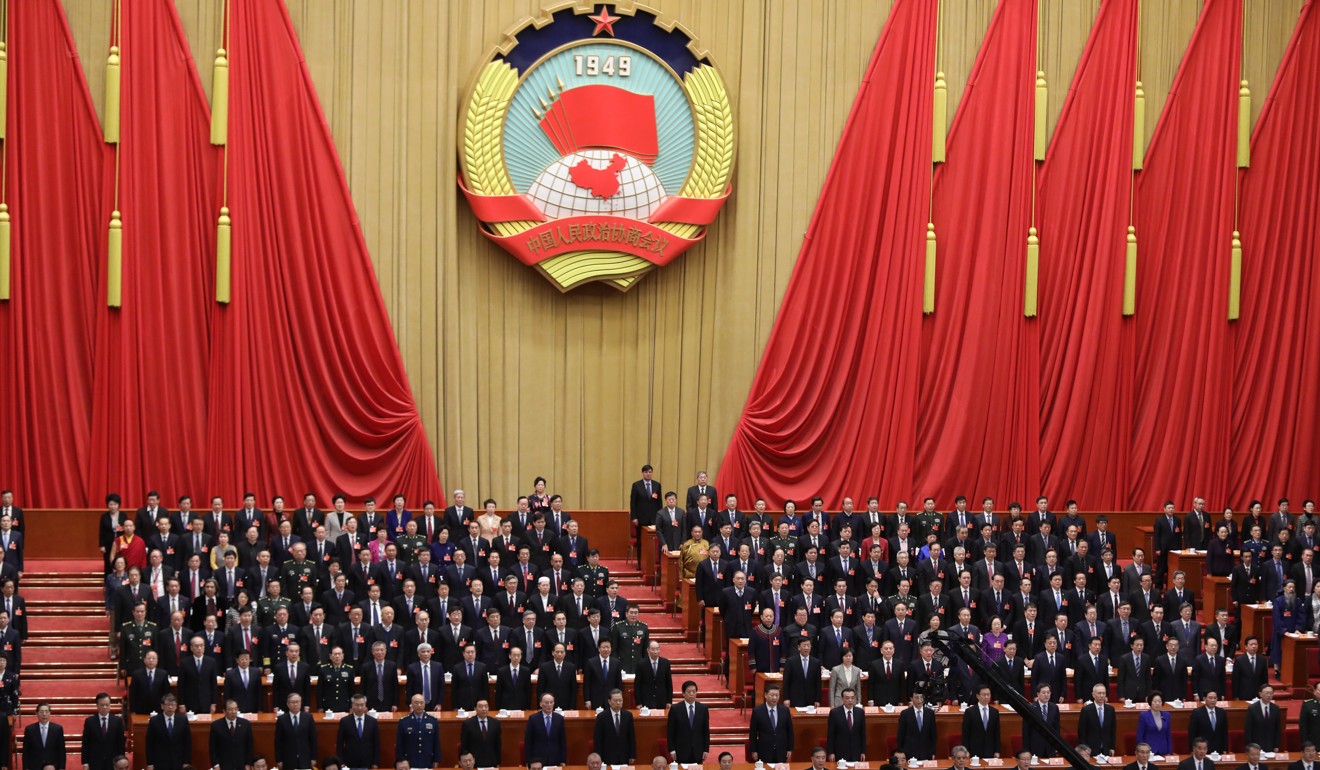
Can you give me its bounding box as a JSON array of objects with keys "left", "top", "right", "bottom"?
[
  {"left": 1280, "top": 632, "right": 1319, "bottom": 689},
  {"left": 682, "top": 579, "right": 701, "bottom": 640},
  {"left": 662, "top": 552, "right": 682, "bottom": 614},
  {"left": 1241, "top": 603, "right": 1275, "bottom": 651},
  {"left": 1168, "top": 551, "right": 1207, "bottom": 613},
  {"left": 131, "top": 708, "right": 669, "bottom": 770},
  {"left": 642, "top": 526, "right": 660, "bottom": 587},
  {"left": 734, "top": 699, "right": 1254, "bottom": 760}
]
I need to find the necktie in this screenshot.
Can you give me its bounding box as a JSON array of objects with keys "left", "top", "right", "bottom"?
[
  {"left": 1209, "top": 709, "right": 1216, "bottom": 728},
  {"left": 848, "top": 708, "right": 854, "bottom": 729},
  {"left": 1097, "top": 706, "right": 1103, "bottom": 726},
  {"left": 290, "top": 663, "right": 295, "bottom": 684},
  {"left": 357, "top": 717, "right": 364, "bottom": 736},
  {"left": 229, "top": 721, "right": 235, "bottom": 735},
  {"left": 885, "top": 660, "right": 891, "bottom": 676},
  {"left": 292, "top": 713, "right": 298, "bottom": 729},
  {"left": 242, "top": 669, "right": 248, "bottom": 688},
  {"left": 603, "top": 659, "right": 609, "bottom": 678},
  {"left": 770, "top": 707, "right": 777, "bottom": 729},
  {"left": 102, "top": 716, "right": 108, "bottom": 733},
  {"left": 614, "top": 711, "right": 620, "bottom": 731},
  {"left": 915, "top": 709, "right": 922, "bottom": 729},
  {"left": 468, "top": 663, "right": 474, "bottom": 679},
  {"left": 546, "top": 714, "right": 552, "bottom": 734},
  {"left": 1041, "top": 703, "right": 1047, "bottom": 719},
  {"left": 423, "top": 665, "right": 431, "bottom": 701},
  {"left": 1264, "top": 704, "right": 1269, "bottom": 719},
  {"left": 1049, "top": 655, "right": 1054, "bottom": 667},
  {"left": 166, "top": 717, "right": 172, "bottom": 734}
]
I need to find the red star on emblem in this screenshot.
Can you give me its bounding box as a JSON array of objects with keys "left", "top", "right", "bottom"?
[{"left": 588, "top": 6, "right": 620, "bottom": 37}]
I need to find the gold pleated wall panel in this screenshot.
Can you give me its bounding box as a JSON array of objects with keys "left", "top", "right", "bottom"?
[{"left": 62, "top": 0, "right": 1299, "bottom": 508}]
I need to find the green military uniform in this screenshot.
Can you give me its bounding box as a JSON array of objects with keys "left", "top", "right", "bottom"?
[
  {"left": 396, "top": 533, "right": 428, "bottom": 565},
  {"left": 317, "top": 662, "right": 355, "bottom": 711},
  {"left": 280, "top": 558, "right": 319, "bottom": 597},
  {"left": 885, "top": 593, "right": 916, "bottom": 620},
  {"left": 610, "top": 619, "right": 649, "bottom": 674},
  {"left": 769, "top": 535, "right": 799, "bottom": 564},
  {"left": 257, "top": 596, "right": 292, "bottom": 627},
  {"left": 1300, "top": 696, "right": 1320, "bottom": 746},
  {"left": 119, "top": 620, "right": 159, "bottom": 673},
  {"left": 914, "top": 511, "right": 943, "bottom": 544},
  {"left": 262, "top": 623, "right": 300, "bottom": 668},
  {"left": 578, "top": 564, "right": 611, "bottom": 599}
]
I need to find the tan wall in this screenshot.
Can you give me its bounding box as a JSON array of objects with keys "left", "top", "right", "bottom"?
[{"left": 63, "top": 0, "right": 1303, "bottom": 509}]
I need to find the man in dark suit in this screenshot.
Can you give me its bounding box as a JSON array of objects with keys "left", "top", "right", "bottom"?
[
  {"left": 460, "top": 699, "right": 503, "bottom": 768},
  {"left": 222, "top": 649, "right": 262, "bottom": 713},
  {"left": 274, "top": 693, "right": 318, "bottom": 770},
  {"left": 145, "top": 694, "right": 191, "bottom": 770},
  {"left": 360, "top": 642, "right": 400, "bottom": 712},
  {"left": 1194, "top": 638, "right": 1228, "bottom": 699},
  {"left": 630, "top": 465, "right": 662, "bottom": 535},
  {"left": 667, "top": 681, "right": 711, "bottom": 764},
  {"left": 80, "top": 693, "right": 126, "bottom": 770},
  {"left": 1154, "top": 504, "right": 1184, "bottom": 588},
  {"left": 896, "top": 691, "right": 936, "bottom": 760},
  {"left": 749, "top": 684, "right": 794, "bottom": 763},
  {"left": 828, "top": 687, "right": 867, "bottom": 762},
  {"left": 538, "top": 642, "right": 578, "bottom": 709},
  {"left": 1077, "top": 683, "right": 1117, "bottom": 756},
  {"left": 1189, "top": 691, "right": 1230, "bottom": 753},
  {"left": 634, "top": 641, "right": 674, "bottom": 708},
  {"left": 1023, "top": 686, "right": 1061, "bottom": 758},
  {"left": 1075, "top": 636, "right": 1110, "bottom": 704},
  {"left": 406, "top": 642, "right": 446, "bottom": 711},
  {"left": 1152, "top": 638, "right": 1188, "bottom": 701},
  {"left": 450, "top": 644, "right": 489, "bottom": 711},
  {"left": 1234, "top": 638, "right": 1270, "bottom": 699},
  {"left": 993, "top": 641, "right": 1027, "bottom": 702},
  {"left": 1031, "top": 636, "right": 1067, "bottom": 702},
  {"left": 654, "top": 493, "right": 688, "bottom": 553},
  {"left": 208, "top": 700, "right": 255, "bottom": 770},
  {"left": 685, "top": 472, "right": 716, "bottom": 512},
  {"left": 525, "top": 693, "right": 569, "bottom": 766},
  {"left": 178, "top": 636, "right": 219, "bottom": 714},
  {"left": 336, "top": 695, "right": 381, "bottom": 770},
  {"left": 1244, "top": 685, "right": 1283, "bottom": 751},
  {"left": 867, "top": 641, "right": 905, "bottom": 706},
  {"left": 495, "top": 647, "right": 534, "bottom": 710},
  {"left": 960, "top": 686, "right": 1000, "bottom": 759},
  {"left": 783, "top": 637, "right": 823, "bottom": 707},
  {"left": 1117, "top": 637, "right": 1153, "bottom": 702},
  {"left": 583, "top": 639, "right": 623, "bottom": 709},
  {"left": 128, "top": 650, "right": 169, "bottom": 715},
  {"left": 593, "top": 690, "right": 637, "bottom": 765},
  {"left": 24, "top": 702, "right": 66, "bottom": 770},
  {"left": 1178, "top": 737, "right": 1217, "bottom": 770},
  {"left": 272, "top": 642, "right": 312, "bottom": 711}
]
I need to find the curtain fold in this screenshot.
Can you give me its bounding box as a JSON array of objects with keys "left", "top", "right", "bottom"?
[
  {"left": 1129, "top": 0, "right": 1241, "bottom": 509},
  {"left": 716, "top": 0, "right": 935, "bottom": 506},
  {"left": 206, "top": 0, "right": 443, "bottom": 504},
  {"left": 1036, "top": 0, "right": 1139, "bottom": 509},
  {"left": 0, "top": 0, "right": 104, "bottom": 506},
  {"left": 915, "top": 0, "right": 1041, "bottom": 505},
  {"left": 87, "top": 0, "right": 217, "bottom": 504},
  {"left": 1231, "top": 0, "right": 1320, "bottom": 506}
]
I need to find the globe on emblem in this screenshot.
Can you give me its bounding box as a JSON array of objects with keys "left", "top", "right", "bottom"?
[{"left": 526, "top": 149, "right": 667, "bottom": 221}]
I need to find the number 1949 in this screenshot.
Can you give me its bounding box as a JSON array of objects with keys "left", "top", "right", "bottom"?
[{"left": 574, "top": 54, "right": 632, "bottom": 77}]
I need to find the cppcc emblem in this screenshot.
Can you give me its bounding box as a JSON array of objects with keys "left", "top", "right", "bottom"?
[{"left": 459, "top": 2, "right": 736, "bottom": 292}]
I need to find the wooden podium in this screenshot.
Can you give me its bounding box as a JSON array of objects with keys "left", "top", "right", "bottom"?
[
  {"left": 1241, "top": 603, "right": 1274, "bottom": 651},
  {"left": 1205, "top": 575, "right": 1232, "bottom": 624},
  {"left": 1169, "top": 550, "right": 1206, "bottom": 604},
  {"left": 1280, "top": 632, "right": 1319, "bottom": 690},
  {"left": 640, "top": 525, "right": 658, "bottom": 586}
]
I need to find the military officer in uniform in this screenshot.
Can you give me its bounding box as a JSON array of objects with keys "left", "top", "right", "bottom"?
[
  {"left": 578, "top": 550, "right": 611, "bottom": 600},
  {"left": 1300, "top": 681, "right": 1320, "bottom": 747},
  {"left": 317, "top": 645, "right": 355, "bottom": 712},
  {"left": 610, "top": 605, "right": 650, "bottom": 674},
  {"left": 770, "top": 523, "right": 800, "bottom": 565},
  {"left": 257, "top": 579, "right": 292, "bottom": 627},
  {"left": 914, "top": 500, "right": 943, "bottom": 547},
  {"left": 396, "top": 520, "right": 429, "bottom": 565},
  {"left": 262, "top": 606, "right": 300, "bottom": 669},
  {"left": 396, "top": 693, "right": 442, "bottom": 767},
  {"left": 119, "top": 603, "right": 159, "bottom": 679},
  {"left": 280, "top": 543, "right": 318, "bottom": 597}
]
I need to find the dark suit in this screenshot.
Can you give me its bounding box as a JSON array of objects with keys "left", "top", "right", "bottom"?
[
  {"left": 524, "top": 711, "right": 568, "bottom": 766},
  {"left": 208, "top": 718, "right": 255, "bottom": 770},
  {"left": 1153, "top": 653, "right": 1189, "bottom": 701},
  {"left": 1023, "top": 700, "right": 1061, "bottom": 757},
  {"left": 1031, "top": 652, "right": 1067, "bottom": 701},
  {"left": 461, "top": 714, "right": 503, "bottom": 767},
  {"left": 406, "top": 659, "right": 447, "bottom": 710},
  {"left": 1234, "top": 653, "right": 1270, "bottom": 700},
  {"left": 145, "top": 712, "right": 192, "bottom": 770},
  {"left": 223, "top": 666, "right": 262, "bottom": 713},
  {"left": 667, "top": 700, "right": 711, "bottom": 763},
  {"left": 1189, "top": 705, "right": 1230, "bottom": 753},
  {"left": 178, "top": 655, "right": 219, "bottom": 713},
  {"left": 749, "top": 702, "right": 794, "bottom": 762},
  {"left": 272, "top": 660, "right": 311, "bottom": 710},
  {"left": 274, "top": 711, "right": 318, "bottom": 770},
  {"left": 634, "top": 655, "right": 674, "bottom": 708},
  {"left": 1177, "top": 758, "right": 1216, "bottom": 770},
  {"left": 583, "top": 654, "right": 623, "bottom": 708},
  {"left": 828, "top": 704, "right": 867, "bottom": 761},
  {"left": 128, "top": 666, "right": 170, "bottom": 714},
  {"left": 1193, "top": 653, "right": 1227, "bottom": 698},
  {"left": 783, "top": 654, "right": 823, "bottom": 706},
  {"left": 360, "top": 659, "right": 400, "bottom": 711},
  {"left": 23, "top": 721, "right": 66, "bottom": 770},
  {"left": 495, "top": 663, "right": 534, "bottom": 710},
  {"left": 1077, "top": 701, "right": 1117, "bottom": 756},
  {"left": 593, "top": 709, "right": 637, "bottom": 764},
  {"left": 450, "top": 660, "right": 489, "bottom": 710},
  {"left": 1244, "top": 700, "right": 1283, "bottom": 751},
  {"left": 897, "top": 705, "right": 936, "bottom": 760},
  {"left": 336, "top": 714, "right": 381, "bottom": 769},
  {"left": 80, "top": 713, "right": 126, "bottom": 770},
  {"left": 1117, "top": 651, "right": 1152, "bottom": 701},
  {"left": 537, "top": 660, "right": 578, "bottom": 709},
  {"left": 961, "top": 704, "right": 1000, "bottom": 759}
]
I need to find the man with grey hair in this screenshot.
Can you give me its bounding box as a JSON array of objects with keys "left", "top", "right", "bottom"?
[
  {"left": 947, "top": 746, "right": 971, "bottom": 770},
  {"left": 406, "top": 641, "right": 445, "bottom": 711},
  {"left": 446, "top": 490, "right": 471, "bottom": 535}
]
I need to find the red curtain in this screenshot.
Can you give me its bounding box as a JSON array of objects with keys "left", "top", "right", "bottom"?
[
  {"left": 87, "top": 0, "right": 217, "bottom": 504},
  {"left": 0, "top": 0, "right": 105, "bottom": 506},
  {"left": 716, "top": 0, "right": 935, "bottom": 506},
  {"left": 1231, "top": 0, "right": 1320, "bottom": 505},
  {"left": 207, "top": 0, "right": 443, "bottom": 505},
  {"left": 1035, "top": 0, "right": 1138, "bottom": 509},
  {"left": 1129, "top": 0, "right": 1241, "bottom": 509},
  {"left": 916, "top": 0, "right": 1040, "bottom": 505}
]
